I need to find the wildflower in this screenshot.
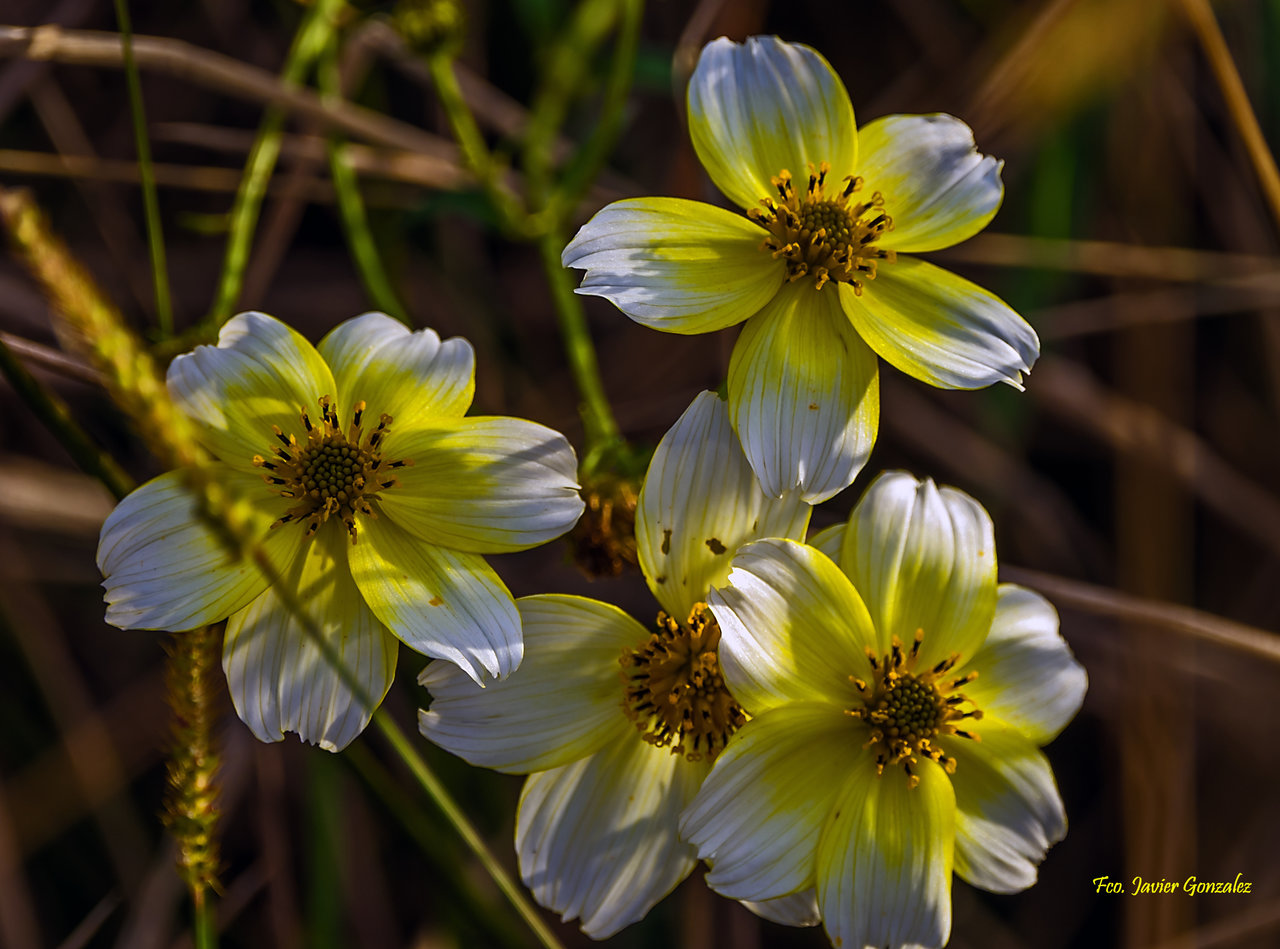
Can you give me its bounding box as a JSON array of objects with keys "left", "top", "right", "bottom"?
[
  {"left": 563, "top": 36, "right": 1038, "bottom": 503},
  {"left": 681, "top": 471, "right": 1086, "bottom": 949},
  {"left": 98, "top": 311, "right": 583, "bottom": 751},
  {"left": 419, "top": 392, "right": 812, "bottom": 937}
]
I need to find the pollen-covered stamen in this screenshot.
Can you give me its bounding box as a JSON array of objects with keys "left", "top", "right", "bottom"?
[
  {"left": 747, "top": 162, "right": 896, "bottom": 294},
  {"left": 846, "top": 629, "right": 984, "bottom": 789},
  {"left": 620, "top": 603, "right": 746, "bottom": 762},
  {"left": 252, "top": 396, "right": 413, "bottom": 543}
]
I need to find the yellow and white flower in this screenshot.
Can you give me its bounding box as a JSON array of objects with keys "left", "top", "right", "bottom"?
[
  {"left": 563, "top": 36, "right": 1038, "bottom": 503},
  {"left": 97, "top": 311, "right": 583, "bottom": 751},
  {"left": 681, "top": 471, "right": 1086, "bottom": 949},
  {"left": 419, "top": 392, "right": 813, "bottom": 937}
]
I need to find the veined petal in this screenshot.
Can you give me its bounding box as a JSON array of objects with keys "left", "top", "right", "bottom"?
[
  {"left": 419, "top": 594, "right": 647, "bottom": 773},
  {"left": 97, "top": 468, "right": 304, "bottom": 632},
  {"left": 940, "top": 720, "right": 1067, "bottom": 894},
  {"left": 963, "top": 584, "right": 1087, "bottom": 745},
  {"left": 842, "top": 257, "right": 1039, "bottom": 391},
  {"left": 817, "top": 760, "right": 955, "bottom": 949},
  {"left": 840, "top": 471, "right": 996, "bottom": 669},
  {"left": 858, "top": 114, "right": 1003, "bottom": 253},
  {"left": 167, "top": 312, "right": 336, "bottom": 472},
  {"left": 317, "top": 312, "right": 474, "bottom": 424},
  {"left": 808, "top": 522, "right": 846, "bottom": 563},
  {"left": 516, "top": 737, "right": 702, "bottom": 939},
  {"left": 562, "top": 197, "right": 783, "bottom": 335},
  {"left": 349, "top": 516, "right": 520, "bottom": 682},
  {"left": 379, "top": 416, "right": 583, "bottom": 553},
  {"left": 688, "top": 36, "right": 857, "bottom": 213},
  {"left": 709, "top": 539, "right": 876, "bottom": 713},
  {"left": 636, "top": 391, "right": 810, "bottom": 619},
  {"left": 681, "top": 703, "right": 856, "bottom": 902},
  {"left": 729, "top": 280, "right": 880, "bottom": 502},
  {"left": 742, "top": 890, "right": 821, "bottom": 928},
  {"left": 222, "top": 520, "right": 398, "bottom": 752}
]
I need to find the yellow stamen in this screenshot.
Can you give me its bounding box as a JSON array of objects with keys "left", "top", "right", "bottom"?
[
  {"left": 253, "top": 395, "right": 413, "bottom": 543},
  {"left": 620, "top": 603, "right": 745, "bottom": 762},
  {"left": 747, "top": 161, "right": 896, "bottom": 293}
]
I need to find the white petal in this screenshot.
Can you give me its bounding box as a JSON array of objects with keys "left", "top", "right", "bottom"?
[
  {"left": 840, "top": 471, "right": 997, "bottom": 669},
  {"left": 963, "top": 584, "right": 1087, "bottom": 745},
  {"left": 817, "top": 761, "right": 954, "bottom": 949},
  {"left": 419, "top": 594, "right": 647, "bottom": 774},
  {"left": 222, "top": 520, "right": 398, "bottom": 751},
  {"left": 841, "top": 257, "right": 1039, "bottom": 391},
  {"left": 516, "top": 738, "right": 702, "bottom": 939},
  {"left": 741, "top": 890, "right": 821, "bottom": 927},
  {"left": 379, "top": 416, "right": 583, "bottom": 553},
  {"left": 349, "top": 516, "right": 520, "bottom": 682},
  {"left": 709, "top": 539, "right": 876, "bottom": 713},
  {"left": 858, "top": 114, "right": 1003, "bottom": 253},
  {"left": 636, "top": 390, "right": 810, "bottom": 619},
  {"left": 317, "top": 313, "right": 475, "bottom": 423},
  {"left": 681, "top": 704, "right": 856, "bottom": 902},
  {"left": 728, "top": 279, "right": 880, "bottom": 503},
  {"left": 688, "top": 36, "right": 857, "bottom": 212},
  {"left": 807, "top": 522, "right": 846, "bottom": 563},
  {"left": 167, "top": 312, "right": 336, "bottom": 472},
  {"left": 562, "top": 197, "right": 785, "bottom": 334},
  {"left": 97, "top": 468, "right": 304, "bottom": 632},
  {"left": 941, "top": 720, "right": 1067, "bottom": 894}
]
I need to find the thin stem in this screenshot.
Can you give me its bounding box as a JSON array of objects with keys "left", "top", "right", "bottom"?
[
  {"left": 113, "top": 0, "right": 173, "bottom": 334},
  {"left": 203, "top": 0, "right": 346, "bottom": 331},
  {"left": 521, "top": 0, "right": 622, "bottom": 211},
  {"left": 192, "top": 892, "right": 217, "bottom": 949},
  {"left": 341, "top": 743, "right": 532, "bottom": 949},
  {"left": 536, "top": 227, "right": 621, "bottom": 469},
  {"left": 318, "top": 35, "right": 409, "bottom": 324},
  {"left": 543, "top": 0, "right": 642, "bottom": 224},
  {"left": 223, "top": 539, "right": 565, "bottom": 949},
  {"left": 372, "top": 713, "right": 565, "bottom": 949},
  {"left": 426, "top": 51, "right": 529, "bottom": 232},
  {"left": 1176, "top": 0, "right": 1280, "bottom": 236},
  {"left": 0, "top": 334, "right": 135, "bottom": 500}
]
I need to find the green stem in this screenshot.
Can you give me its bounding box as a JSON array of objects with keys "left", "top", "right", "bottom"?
[
  {"left": 192, "top": 890, "right": 217, "bottom": 949},
  {"left": 0, "top": 336, "right": 135, "bottom": 500},
  {"left": 318, "top": 36, "right": 409, "bottom": 324},
  {"left": 521, "top": 0, "right": 626, "bottom": 214},
  {"left": 552, "top": 0, "right": 642, "bottom": 221},
  {"left": 113, "top": 0, "right": 173, "bottom": 335},
  {"left": 201, "top": 0, "right": 346, "bottom": 332},
  {"left": 372, "top": 713, "right": 565, "bottom": 949},
  {"left": 219, "top": 535, "right": 565, "bottom": 949},
  {"left": 426, "top": 52, "right": 529, "bottom": 233},
  {"left": 535, "top": 228, "right": 621, "bottom": 470},
  {"left": 341, "top": 743, "right": 531, "bottom": 949}
]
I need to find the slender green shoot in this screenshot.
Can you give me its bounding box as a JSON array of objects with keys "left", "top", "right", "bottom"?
[
  {"left": 0, "top": 336, "right": 135, "bottom": 501},
  {"left": 318, "top": 37, "right": 410, "bottom": 324},
  {"left": 113, "top": 0, "right": 173, "bottom": 334},
  {"left": 202, "top": 0, "right": 347, "bottom": 333},
  {"left": 426, "top": 52, "right": 530, "bottom": 233},
  {"left": 536, "top": 227, "right": 621, "bottom": 471}
]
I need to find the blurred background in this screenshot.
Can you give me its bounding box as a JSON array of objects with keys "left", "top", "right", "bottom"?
[{"left": 1, "top": 0, "right": 1278, "bottom": 947}]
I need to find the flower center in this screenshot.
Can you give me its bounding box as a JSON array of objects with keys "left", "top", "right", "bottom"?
[
  {"left": 747, "top": 162, "right": 895, "bottom": 293},
  {"left": 620, "top": 603, "right": 745, "bottom": 762},
  {"left": 847, "top": 631, "right": 983, "bottom": 788},
  {"left": 254, "top": 396, "right": 412, "bottom": 543}
]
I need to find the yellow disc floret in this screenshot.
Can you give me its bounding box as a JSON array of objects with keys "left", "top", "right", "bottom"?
[
  {"left": 748, "top": 162, "right": 896, "bottom": 293},
  {"left": 620, "top": 603, "right": 745, "bottom": 762},
  {"left": 848, "top": 629, "right": 984, "bottom": 788},
  {"left": 253, "top": 396, "right": 412, "bottom": 543}
]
